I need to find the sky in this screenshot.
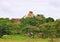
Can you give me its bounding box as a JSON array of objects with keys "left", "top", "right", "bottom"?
[{"left": 0, "top": 0, "right": 60, "bottom": 19}]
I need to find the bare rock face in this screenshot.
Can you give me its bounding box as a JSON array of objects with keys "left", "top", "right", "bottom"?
[
  {"left": 27, "top": 11, "right": 35, "bottom": 18},
  {"left": 11, "top": 18, "right": 20, "bottom": 24}
]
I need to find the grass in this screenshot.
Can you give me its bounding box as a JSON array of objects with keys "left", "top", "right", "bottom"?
[{"left": 0, "top": 35, "right": 60, "bottom": 42}]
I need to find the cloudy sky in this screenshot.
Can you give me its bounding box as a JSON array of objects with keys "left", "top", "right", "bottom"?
[{"left": 0, "top": 0, "right": 60, "bottom": 19}]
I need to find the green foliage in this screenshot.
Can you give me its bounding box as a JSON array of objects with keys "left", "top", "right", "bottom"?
[
  {"left": 0, "top": 14, "right": 60, "bottom": 39},
  {"left": 46, "top": 17, "right": 54, "bottom": 23}
]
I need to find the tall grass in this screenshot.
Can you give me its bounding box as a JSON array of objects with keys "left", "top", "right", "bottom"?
[{"left": 0, "top": 35, "right": 60, "bottom": 42}]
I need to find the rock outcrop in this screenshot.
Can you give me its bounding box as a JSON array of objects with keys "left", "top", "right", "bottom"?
[
  {"left": 27, "top": 11, "right": 35, "bottom": 18},
  {"left": 11, "top": 18, "right": 20, "bottom": 24}
]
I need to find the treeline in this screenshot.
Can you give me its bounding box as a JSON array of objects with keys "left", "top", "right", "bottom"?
[{"left": 0, "top": 14, "right": 60, "bottom": 38}]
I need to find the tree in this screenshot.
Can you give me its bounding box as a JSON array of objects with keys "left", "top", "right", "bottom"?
[
  {"left": 0, "top": 23, "right": 10, "bottom": 38},
  {"left": 46, "top": 17, "right": 54, "bottom": 23},
  {"left": 55, "top": 19, "right": 60, "bottom": 38},
  {"left": 36, "top": 14, "right": 46, "bottom": 25}
]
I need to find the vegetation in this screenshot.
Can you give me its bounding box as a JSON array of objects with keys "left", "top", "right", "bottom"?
[{"left": 0, "top": 14, "right": 60, "bottom": 42}]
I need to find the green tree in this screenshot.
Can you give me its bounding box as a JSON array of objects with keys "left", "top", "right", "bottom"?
[{"left": 46, "top": 17, "right": 54, "bottom": 23}]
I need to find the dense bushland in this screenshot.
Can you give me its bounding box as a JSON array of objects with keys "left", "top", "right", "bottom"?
[{"left": 0, "top": 14, "right": 60, "bottom": 39}]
